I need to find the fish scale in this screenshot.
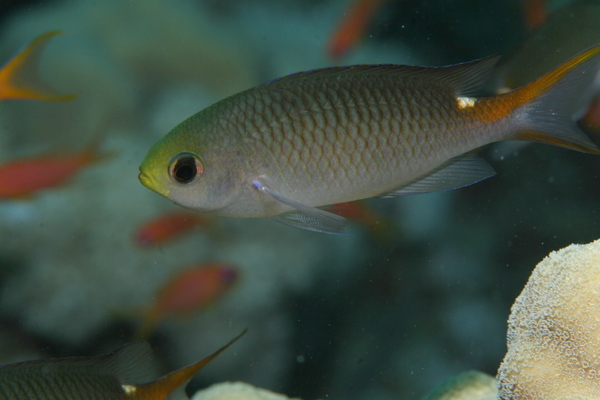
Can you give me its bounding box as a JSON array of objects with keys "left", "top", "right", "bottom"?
[
  {"left": 270, "top": 77, "right": 461, "bottom": 193},
  {"left": 0, "top": 369, "right": 123, "bottom": 399},
  {"left": 139, "top": 46, "right": 600, "bottom": 233}
]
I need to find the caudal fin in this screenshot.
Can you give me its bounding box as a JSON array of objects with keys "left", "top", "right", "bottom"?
[
  {"left": 507, "top": 44, "right": 600, "bottom": 153},
  {"left": 137, "top": 329, "right": 247, "bottom": 399},
  {"left": 0, "top": 31, "right": 77, "bottom": 102}
]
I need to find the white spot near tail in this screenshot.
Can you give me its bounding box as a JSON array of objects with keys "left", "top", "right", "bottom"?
[
  {"left": 121, "top": 385, "right": 137, "bottom": 395},
  {"left": 457, "top": 96, "right": 477, "bottom": 109}
]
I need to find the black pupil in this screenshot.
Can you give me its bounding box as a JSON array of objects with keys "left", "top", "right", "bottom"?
[{"left": 174, "top": 157, "right": 197, "bottom": 183}]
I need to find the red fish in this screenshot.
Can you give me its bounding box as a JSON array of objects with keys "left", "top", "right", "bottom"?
[
  {"left": 580, "top": 96, "right": 600, "bottom": 133},
  {"left": 522, "top": 0, "right": 548, "bottom": 30},
  {"left": 0, "top": 30, "right": 76, "bottom": 101},
  {"left": 330, "top": 201, "right": 395, "bottom": 241},
  {"left": 137, "top": 263, "right": 239, "bottom": 338},
  {"left": 327, "top": 0, "right": 387, "bottom": 60},
  {"left": 331, "top": 201, "right": 381, "bottom": 228},
  {"left": 0, "top": 141, "right": 105, "bottom": 199},
  {"left": 134, "top": 211, "right": 214, "bottom": 247}
]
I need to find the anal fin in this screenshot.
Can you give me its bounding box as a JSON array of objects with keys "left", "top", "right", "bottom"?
[{"left": 382, "top": 153, "right": 495, "bottom": 197}]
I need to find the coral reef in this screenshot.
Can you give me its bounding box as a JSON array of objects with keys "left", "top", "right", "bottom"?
[
  {"left": 497, "top": 238, "right": 600, "bottom": 399},
  {"left": 192, "top": 382, "right": 301, "bottom": 400}
]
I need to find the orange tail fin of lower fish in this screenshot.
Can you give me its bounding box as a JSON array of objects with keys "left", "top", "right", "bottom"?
[
  {"left": 474, "top": 44, "right": 600, "bottom": 154},
  {"left": 0, "top": 30, "right": 77, "bottom": 101},
  {"left": 135, "top": 329, "right": 247, "bottom": 399}
]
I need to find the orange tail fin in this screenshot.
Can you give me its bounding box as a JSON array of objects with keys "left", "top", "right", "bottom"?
[
  {"left": 0, "top": 31, "right": 77, "bottom": 101},
  {"left": 486, "top": 45, "right": 600, "bottom": 153},
  {"left": 137, "top": 329, "right": 247, "bottom": 399}
]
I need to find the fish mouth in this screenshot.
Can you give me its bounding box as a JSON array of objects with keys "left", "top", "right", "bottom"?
[{"left": 138, "top": 171, "right": 170, "bottom": 197}]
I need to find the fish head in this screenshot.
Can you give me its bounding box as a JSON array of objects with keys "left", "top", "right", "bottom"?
[{"left": 138, "top": 123, "right": 242, "bottom": 214}]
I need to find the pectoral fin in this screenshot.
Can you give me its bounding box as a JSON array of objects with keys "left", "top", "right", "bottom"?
[
  {"left": 253, "top": 181, "right": 348, "bottom": 234},
  {"left": 382, "top": 153, "right": 495, "bottom": 197}
]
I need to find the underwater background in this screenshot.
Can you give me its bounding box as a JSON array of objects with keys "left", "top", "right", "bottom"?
[{"left": 0, "top": 0, "right": 598, "bottom": 399}]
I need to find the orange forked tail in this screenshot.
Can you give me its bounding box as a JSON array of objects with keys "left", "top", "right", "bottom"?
[
  {"left": 135, "top": 329, "right": 246, "bottom": 399},
  {"left": 479, "top": 44, "right": 600, "bottom": 154},
  {"left": 0, "top": 30, "right": 77, "bottom": 101}
]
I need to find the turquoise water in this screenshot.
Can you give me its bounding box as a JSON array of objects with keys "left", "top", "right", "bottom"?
[{"left": 0, "top": 0, "right": 597, "bottom": 399}]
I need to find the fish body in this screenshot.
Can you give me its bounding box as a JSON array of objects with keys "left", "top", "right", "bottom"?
[
  {"left": 137, "top": 263, "right": 238, "bottom": 338},
  {"left": 134, "top": 211, "right": 214, "bottom": 247},
  {"left": 139, "top": 45, "right": 600, "bottom": 233},
  {"left": 327, "top": 0, "right": 387, "bottom": 60},
  {"left": 581, "top": 95, "right": 600, "bottom": 133},
  {"left": 0, "top": 330, "right": 245, "bottom": 400},
  {"left": 0, "top": 147, "right": 102, "bottom": 199},
  {"left": 331, "top": 201, "right": 395, "bottom": 242},
  {"left": 522, "top": 0, "right": 548, "bottom": 31},
  {"left": 0, "top": 31, "right": 76, "bottom": 102}
]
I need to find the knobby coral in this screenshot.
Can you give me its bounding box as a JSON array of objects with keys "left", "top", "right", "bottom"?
[
  {"left": 497, "top": 239, "right": 600, "bottom": 399},
  {"left": 192, "top": 382, "right": 302, "bottom": 400}
]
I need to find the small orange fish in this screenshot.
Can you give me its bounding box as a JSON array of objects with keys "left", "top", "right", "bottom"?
[
  {"left": 331, "top": 201, "right": 382, "bottom": 228},
  {"left": 522, "top": 0, "right": 548, "bottom": 30},
  {"left": 0, "top": 30, "right": 76, "bottom": 101},
  {"left": 137, "top": 263, "right": 239, "bottom": 338},
  {"left": 0, "top": 139, "right": 105, "bottom": 199},
  {"left": 134, "top": 211, "right": 214, "bottom": 247},
  {"left": 580, "top": 95, "right": 600, "bottom": 133},
  {"left": 327, "top": 0, "right": 387, "bottom": 60},
  {"left": 331, "top": 200, "right": 392, "bottom": 235},
  {"left": 0, "top": 329, "right": 246, "bottom": 399}
]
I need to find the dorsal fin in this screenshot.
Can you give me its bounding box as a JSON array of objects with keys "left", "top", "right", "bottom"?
[
  {"left": 263, "top": 55, "right": 501, "bottom": 96},
  {"left": 91, "top": 342, "right": 159, "bottom": 384}
]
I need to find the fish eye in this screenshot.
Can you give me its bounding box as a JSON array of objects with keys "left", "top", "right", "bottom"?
[{"left": 169, "top": 153, "right": 203, "bottom": 184}]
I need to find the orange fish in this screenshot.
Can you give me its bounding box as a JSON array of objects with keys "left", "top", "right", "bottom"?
[
  {"left": 327, "top": 0, "right": 387, "bottom": 60},
  {"left": 580, "top": 95, "right": 600, "bottom": 133},
  {"left": 331, "top": 201, "right": 382, "bottom": 228},
  {"left": 137, "top": 263, "right": 239, "bottom": 338},
  {"left": 0, "top": 30, "right": 76, "bottom": 101},
  {"left": 522, "top": 0, "right": 548, "bottom": 30},
  {"left": 0, "top": 138, "right": 106, "bottom": 199},
  {"left": 0, "top": 329, "right": 246, "bottom": 399},
  {"left": 134, "top": 211, "right": 214, "bottom": 247},
  {"left": 330, "top": 201, "right": 394, "bottom": 242}
]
